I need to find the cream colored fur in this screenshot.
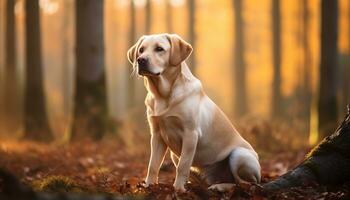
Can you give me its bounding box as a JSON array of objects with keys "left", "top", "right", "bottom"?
[{"left": 127, "top": 33, "right": 261, "bottom": 192}]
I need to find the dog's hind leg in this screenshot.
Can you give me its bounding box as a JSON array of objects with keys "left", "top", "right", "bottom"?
[{"left": 229, "top": 147, "right": 261, "bottom": 184}]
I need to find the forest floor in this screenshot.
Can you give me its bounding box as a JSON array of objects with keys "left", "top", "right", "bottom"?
[{"left": 0, "top": 139, "right": 349, "bottom": 200}]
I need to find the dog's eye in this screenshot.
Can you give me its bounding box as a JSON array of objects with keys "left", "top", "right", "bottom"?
[
  {"left": 139, "top": 47, "right": 144, "bottom": 53},
  {"left": 155, "top": 46, "right": 164, "bottom": 52}
]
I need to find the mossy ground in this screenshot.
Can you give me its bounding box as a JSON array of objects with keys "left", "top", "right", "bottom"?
[{"left": 31, "top": 175, "right": 86, "bottom": 193}]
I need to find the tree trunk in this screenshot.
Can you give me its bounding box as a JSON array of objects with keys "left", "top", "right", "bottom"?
[
  {"left": 5, "top": 0, "right": 15, "bottom": 79},
  {"left": 61, "top": 0, "right": 73, "bottom": 142},
  {"left": 72, "top": 0, "right": 107, "bottom": 140},
  {"left": 0, "top": 0, "right": 3, "bottom": 130},
  {"left": 24, "top": 0, "right": 52, "bottom": 141},
  {"left": 301, "top": 0, "right": 311, "bottom": 133},
  {"left": 233, "top": 0, "right": 248, "bottom": 117},
  {"left": 264, "top": 105, "right": 350, "bottom": 191},
  {"left": 318, "top": 0, "right": 338, "bottom": 140},
  {"left": 188, "top": 0, "right": 196, "bottom": 74},
  {"left": 128, "top": 0, "right": 136, "bottom": 109},
  {"left": 62, "top": 0, "right": 71, "bottom": 114},
  {"left": 4, "top": 0, "right": 19, "bottom": 134},
  {"left": 271, "top": 0, "right": 282, "bottom": 119},
  {"left": 345, "top": 1, "right": 350, "bottom": 107},
  {"left": 145, "top": 0, "right": 151, "bottom": 34},
  {"left": 166, "top": 0, "right": 173, "bottom": 33}
]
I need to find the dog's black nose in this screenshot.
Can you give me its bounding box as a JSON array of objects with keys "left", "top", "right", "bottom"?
[{"left": 137, "top": 57, "right": 148, "bottom": 66}]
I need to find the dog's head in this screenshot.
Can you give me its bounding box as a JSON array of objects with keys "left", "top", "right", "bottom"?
[{"left": 127, "top": 34, "right": 192, "bottom": 77}]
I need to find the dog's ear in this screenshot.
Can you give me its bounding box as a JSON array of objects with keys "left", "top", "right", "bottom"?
[
  {"left": 166, "top": 34, "right": 193, "bottom": 66},
  {"left": 127, "top": 36, "right": 145, "bottom": 65}
]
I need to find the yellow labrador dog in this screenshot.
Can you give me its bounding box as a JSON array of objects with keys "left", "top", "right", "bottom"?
[{"left": 127, "top": 33, "right": 261, "bottom": 192}]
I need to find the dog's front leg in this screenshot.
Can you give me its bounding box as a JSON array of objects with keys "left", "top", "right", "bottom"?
[
  {"left": 145, "top": 133, "right": 168, "bottom": 186},
  {"left": 173, "top": 131, "right": 198, "bottom": 192}
]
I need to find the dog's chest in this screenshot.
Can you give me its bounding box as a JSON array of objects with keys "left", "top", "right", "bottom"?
[
  {"left": 154, "top": 115, "right": 184, "bottom": 155},
  {"left": 146, "top": 96, "right": 196, "bottom": 156}
]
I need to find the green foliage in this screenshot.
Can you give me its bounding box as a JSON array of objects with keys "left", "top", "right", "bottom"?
[{"left": 32, "top": 175, "right": 85, "bottom": 193}]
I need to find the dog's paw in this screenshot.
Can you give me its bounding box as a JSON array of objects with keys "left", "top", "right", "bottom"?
[
  {"left": 173, "top": 183, "right": 186, "bottom": 193},
  {"left": 208, "top": 183, "right": 235, "bottom": 192},
  {"left": 174, "top": 186, "right": 186, "bottom": 193},
  {"left": 144, "top": 177, "right": 157, "bottom": 187},
  {"left": 142, "top": 181, "right": 150, "bottom": 187}
]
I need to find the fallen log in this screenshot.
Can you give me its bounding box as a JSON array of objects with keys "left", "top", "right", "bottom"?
[{"left": 263, "top": 105, "right": 350, "bottom": 191}]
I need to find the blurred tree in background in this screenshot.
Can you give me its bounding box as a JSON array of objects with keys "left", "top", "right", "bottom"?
[
  {"left": 24, "top": 0, "right": 52, "bottom": 140},
  {"left": 166, "top": 0, "right": 173, "bottom": 33},
  {"left": 145, "top": 0, "right": 151, "bottom": 34},
  {"left": 4, "top": 0, "right": 19, "bottom": 136},
  {"left": 72, "top": 0, "right": 107, "bottom": 140},
  {"left": 300, "top": 0, "right": 311, "bottom": 133},
  {"left": 271, "top": 0, "right": 282, "bottom": 119},
  {"left": 318, "top": 0, "right": 339, "bottom": 140},
  {"left": 127, "top": 0, "right": 136, "bottom": 109},
  {"left": 233, "top": 0, "right": 248, "bottom": 117},
  {"left": 187, "top": 0, "right": 196, "bottom": 74},
  {"left": 61, "top": 0, "right": 73, "bottom": 129}
]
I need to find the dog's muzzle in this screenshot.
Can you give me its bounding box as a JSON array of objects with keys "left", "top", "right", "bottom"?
[{"left": 137, "top": 57, "right": 160, "bottom": 76}]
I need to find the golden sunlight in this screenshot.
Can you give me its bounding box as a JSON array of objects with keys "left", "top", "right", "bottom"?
[{"left": 40, "top": 0, "right": 59, "bottom": 15}]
